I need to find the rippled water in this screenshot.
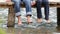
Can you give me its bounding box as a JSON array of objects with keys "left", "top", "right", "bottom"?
[
  {"left": 0, "top": 7, "right": 57, "bottom": 23},
  {"left": 0, "top": 7, "right": 57, "bottom": 28},
  {"left": 0, "top": 7, "right": 59, "bottom": 34}
]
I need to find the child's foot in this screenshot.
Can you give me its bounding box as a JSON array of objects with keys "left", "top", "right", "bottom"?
[
  {"left": 18, "top": 20, "right": 24, "bottom": 26},
  {"left": 17, "top": 16, "right": 22, "bottom": 25},
  {"left": 27, "top": 16, "right": 32, "bottom": 24},
  {"left": 37, "top": 18, "right": 42, "bottom": 23}
]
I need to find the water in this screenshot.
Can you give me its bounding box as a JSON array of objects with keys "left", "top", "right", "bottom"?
[
  {"left": 0, "top": 7, "right": 57, "bottom": 23},
  {"left": 0, "top": 7, "right": 57, "bottom": 27},
  {"left": 0, "top": 7, "right": 58, "bottom": 34},
  {"left": 0, "top": 0, "right": 59, "bottom": 34}
]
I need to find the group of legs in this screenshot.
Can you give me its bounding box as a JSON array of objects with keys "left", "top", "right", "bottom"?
[{"left": 12, "top": 0, "right": 50, "bottom": 25}]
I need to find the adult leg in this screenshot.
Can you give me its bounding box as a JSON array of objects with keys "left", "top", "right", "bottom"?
[
  {"left": 36, "top": 0, "right": 42, "bottom": 23},
  {"left": 43, "top": 0, "right": 50, "bottom": 23},
  {"left": 24, "top": 0, "right": 32, "bottom": 24},
  {"left": 12, "top": 0, "right": 22, "bottom": 25}
]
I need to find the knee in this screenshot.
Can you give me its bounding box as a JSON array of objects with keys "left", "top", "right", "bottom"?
[
  {"left": 13, "top": 0, "right": 20, "bottom": 4},
  {"left": 25, "top": 0, "right": 31, "bottom": 2},
  {"left": 25, "top": 0, "right": 31, "bottom": 4},
  {"left": 44, "top": 0, "right": 49, "bottom": 4},
  {"left": 37, "top": 0, "right": 42, "bottom": 3},
  {"left": 44, "top": 2, "right": 49, "bottom": 5},
  {"left": 36, "top": 0, "right": 42, "bottom": 5}
]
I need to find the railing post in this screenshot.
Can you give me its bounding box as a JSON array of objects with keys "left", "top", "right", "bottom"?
[
  {"left": 7, "top": 5, "right": 15, "bottom": 27},
  {"left": 57, "top": 7, "right": 60, "bottom": 27}
]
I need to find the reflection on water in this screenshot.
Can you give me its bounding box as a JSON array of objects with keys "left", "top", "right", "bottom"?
[
  {"left": 56, "top": 27, "right": 60, "bottom": 33},
  {"left": 7, "top": 27, "right": 15, "bottom": 34},
  {"left": 0, "top": 28, "right": 6, "bottom": 34}
]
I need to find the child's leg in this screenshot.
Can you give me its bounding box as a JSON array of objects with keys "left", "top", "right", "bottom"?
[
  {"left": 27, "top": 15, "right": 32, "bottom": 24},
  {"left": 44, "top": 0, "right": 50, "bottom": 23},
  {"left": 24, "top": 0, "right": 32, "bottom": 24},
  {"left": 12, "top": 0, "right": 22, "bottom": 25},
  {"left": 17, "top": 16, "right": 22, "bottom": 25},
  {"left": 36, "top": 0, "right": 42, "bottom": 23}
]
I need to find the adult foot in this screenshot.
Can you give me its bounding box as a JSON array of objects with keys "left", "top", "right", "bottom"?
[
  {"left": 27, "top": 16, "right": 32, "bottom": 24},
  {"left": 46, "top": 20, "right": 51, "bottom": 24},
  {"left": 17, "top": 16, "right": 22, "bottom": 25},
  {"left": 37, "top": 18, "right": 42, "bottom": 23}
]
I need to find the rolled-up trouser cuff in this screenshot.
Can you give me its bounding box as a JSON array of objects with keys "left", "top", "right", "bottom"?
[
  {"left": 26, "top": 12, "right": 32, "bottom": 17},
  {"left": 15, "top": 12, "right": 21, "bottom": 17}
]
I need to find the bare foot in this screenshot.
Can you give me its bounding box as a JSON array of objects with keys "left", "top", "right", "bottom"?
[
  {"left": 18, "top": 20, "right": 22, "bottom": 25},
  {"left": 37, "top": 18, "right": 42, "bottom": 23},
  {"left": 17, "top": 16, "right": 22, "bottom": 25},
  {"left": 27, "top": 16, "right": 32, "bottom": 24},
  {"left": 46, "top": 20, "right": 51, "bottom": 24}
]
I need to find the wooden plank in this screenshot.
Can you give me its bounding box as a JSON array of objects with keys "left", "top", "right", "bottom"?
[
  {"left": 0, "top": 2, "right": 60, "bottom": 7},
  {"left": 0, "top": 2, "right": 14, "bottom": 5}
]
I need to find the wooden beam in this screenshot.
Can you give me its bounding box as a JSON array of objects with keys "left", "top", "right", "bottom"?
[
  {"left": 7, "top": 5, "right": 15, "bottom": 27},
  {"left": 57, "top": 7, "right": 60, "bottom": 27}
]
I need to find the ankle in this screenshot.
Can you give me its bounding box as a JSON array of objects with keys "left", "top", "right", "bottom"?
[
  {"left": 27, "top": 16, "right": 32, "bottom": 23},
  {"left": 46, "top": 19, "right": 51, "bottom": 23},
  {"left": 37, "top": 18, "right": 42, "bottom": 23}
]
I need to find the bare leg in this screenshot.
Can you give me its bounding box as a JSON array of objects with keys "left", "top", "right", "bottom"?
[
  {"left": 27, "top": 16, "right": 32, "bottom": 24},
  {"left": 24, "top": 0, "right": 32, "bottom": 24},
  {"left": 17, "top": 16, "right": 22, "bottom": 25}
]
